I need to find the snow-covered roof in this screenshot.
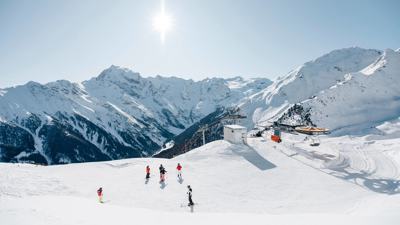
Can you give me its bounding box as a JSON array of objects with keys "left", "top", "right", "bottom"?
[{"left": 224, "top": 124, "right": 246, "bottom": 130}]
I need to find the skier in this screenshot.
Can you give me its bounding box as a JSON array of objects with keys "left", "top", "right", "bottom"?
[
  {"left": 146, "top": 165, "right": 150, "bottom": 179},
  {"left": 176, "top": 163, "right": 182, "bottom": 179},
  {"left": 97, "top": 187, "right": 103, "bottom": 203},
  {"left": 187, "top": 185, "right": 194, "bottom": 206},
  {"left": 159, "top": 164, "right": 167, "bottom": 182}
]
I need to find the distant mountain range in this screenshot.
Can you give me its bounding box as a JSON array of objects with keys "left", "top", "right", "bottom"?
[
  {"left": 0, "top": 67, "right": 270, "bottom": 164},
  {"left": 1, "top": 47, "right": 399, "bottom": 164}
]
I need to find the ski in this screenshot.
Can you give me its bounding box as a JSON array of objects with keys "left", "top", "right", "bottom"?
[{"left": 180, "top": 203, "right": 198, "bottom": 207}]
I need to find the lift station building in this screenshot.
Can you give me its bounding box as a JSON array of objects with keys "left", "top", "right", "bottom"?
[{"left": 223, "top": 125, "right": 247, "bottom": 144}]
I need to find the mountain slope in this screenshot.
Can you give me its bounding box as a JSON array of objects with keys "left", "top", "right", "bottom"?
[
  {"left": 277, "top": 49, "right": 400, "bottom": 134},
  {"left": 239, "top": 47, "right": 383, "bottom": 127}
]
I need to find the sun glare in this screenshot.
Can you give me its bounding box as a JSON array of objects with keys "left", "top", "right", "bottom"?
[{"left": 153, "top": 0, "right": 173, "bottom": 44}]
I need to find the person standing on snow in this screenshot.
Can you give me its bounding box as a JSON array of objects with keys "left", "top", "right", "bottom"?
[
  {"left": 187, "top": 185, "right": 194, "bottom": 206},
  {"left": 159, "top": 164, "right": 167, "bottom": 182},
  {"left": 146, "top": 165, "right": 150, "bottom": 179},
  {"left": 97, "top": 187, "right": 103, "bottom": 203},
  {"left": 176, "top": 163, "right": 182, "bottom": 179}
]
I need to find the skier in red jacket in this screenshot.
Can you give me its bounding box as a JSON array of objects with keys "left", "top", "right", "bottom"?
[
  {"left": 97, "top": 187, "right": 103, "bottom": 203},
  {"left": 146, "top": 165, "right": 150, "bottom": 179},
  {"left": 176, "top": 163, "right": 182, "bottom": 179}
]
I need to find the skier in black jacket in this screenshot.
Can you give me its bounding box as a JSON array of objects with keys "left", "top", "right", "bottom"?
[
  {"left": 187, "top": 185, "right": 194, "bottom": 206},
  {"left": 159, "top": 164, "right": 167, "bottom": 182}
]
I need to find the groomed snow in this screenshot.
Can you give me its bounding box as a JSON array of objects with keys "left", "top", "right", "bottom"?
[{"left": 1, "top": 134, "right": 400, "bottom": 224}]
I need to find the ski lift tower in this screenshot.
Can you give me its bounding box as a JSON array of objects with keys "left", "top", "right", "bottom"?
[
  {"left": 198, "top": 125, "right": 208, "bottom": 146},
  {"left": 221, "top": 107, "right": 247, "bottom": 125}
]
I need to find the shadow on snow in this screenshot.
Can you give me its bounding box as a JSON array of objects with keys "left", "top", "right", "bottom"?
[
  {"left": 230, "top": 144, "right": 276, "bottom": 171},
  {"left": 328, "top": 168, "right": 400, "bottom": 195}
]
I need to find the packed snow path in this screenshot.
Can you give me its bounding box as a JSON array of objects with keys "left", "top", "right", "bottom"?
[
  {"left": 1, "top": 136, "right": 400, "bottom": 224},
  {"left": 279, "top": 133, "right": 400, "bottom": 194}
]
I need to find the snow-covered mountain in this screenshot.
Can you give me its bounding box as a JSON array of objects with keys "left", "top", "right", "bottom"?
[
  {"left": 0, "top": 67, "right": 271, "bottom": 164},
  {"left": 241, "top": 47, "right": 400, "bottom": 135},
  {"left": 296, "top": 49, "right": 400, "bottom": 134},
  {"left": 1, "top": 46, "right": 398, "bottom": 164}
]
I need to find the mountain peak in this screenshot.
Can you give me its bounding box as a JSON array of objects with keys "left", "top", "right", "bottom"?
[
  {"left": 25, "top": 81, "right": 43, "bottom": 87},
  {"left": 96, "top": 65, "right": 142, "bottom": 82},
  {"left": 309, "top": 47, "right": 382, "bottom": 66}
]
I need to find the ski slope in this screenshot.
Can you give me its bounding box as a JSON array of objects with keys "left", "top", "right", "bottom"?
[{"left": 1, "top": 135, "right": 400, "bottom": 224}]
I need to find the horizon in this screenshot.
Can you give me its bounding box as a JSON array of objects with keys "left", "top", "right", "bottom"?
[
  {"left": 0, "top": 64, "right": 271, "bottom": 89},
  {"left": 1, "top": 0, "right": 399, "bottom": 88},
  {"left": 1, "top": 46, "right": 397, "bottom": 89}
]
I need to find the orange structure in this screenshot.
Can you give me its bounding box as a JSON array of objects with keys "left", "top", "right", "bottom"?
[{"left": 271, "top": 135, "right": 281, "bottom": 143}]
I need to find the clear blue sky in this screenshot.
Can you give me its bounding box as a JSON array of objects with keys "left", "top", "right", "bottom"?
[{"left": 1, "top": 0, "right": 399, "bottom": 87}]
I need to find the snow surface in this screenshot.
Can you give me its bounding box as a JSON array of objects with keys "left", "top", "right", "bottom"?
[{"left": 2, "top": 132, "right": 400, "bottom": 224}]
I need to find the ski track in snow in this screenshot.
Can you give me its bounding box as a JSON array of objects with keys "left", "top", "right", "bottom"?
[{"left": 276, "top": 133, "right": 400, "bottom": 194}]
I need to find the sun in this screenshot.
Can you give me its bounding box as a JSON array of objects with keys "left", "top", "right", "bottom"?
[{"left": 153, "top": 0, "right": 173, "bottom": 44}]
